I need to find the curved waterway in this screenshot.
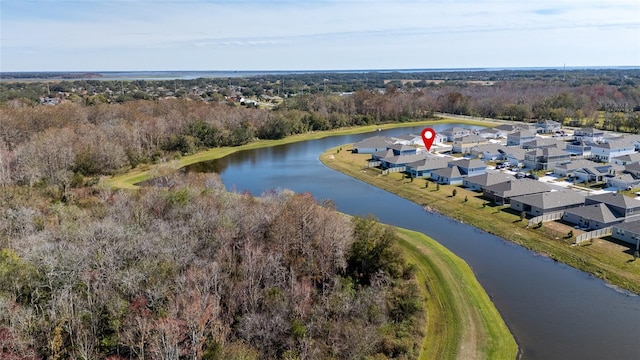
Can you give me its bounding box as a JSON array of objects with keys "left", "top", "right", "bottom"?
[{"left": 185, "top": 125, "right": 640, "bottom": 360}]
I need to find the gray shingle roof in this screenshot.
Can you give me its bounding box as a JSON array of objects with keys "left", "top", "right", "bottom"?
[
  {"left": 464, "top": 172, "right": 514, "bottom": 187},
  {"left": 483, "top": 179, "right": 551, "bottom": 198},
  {"left": 564, "top": 203, "right": 621, "bottom": 224},
  {"left": 406, "top": 157, "right": 449, "bottom": 171},
  {"left": 614, "top": 219, "right": 640, "bottom": 234},
  {"left": 449, "top": 158, "right": 486, "bottom": 169},
  {"left": 613, "top": 153, "right": 640, "bottom": 163},
  {"left": 586, "top": 193, "right": 640, "bottom": 210},
  {"left": 510, "top": 190, "right": 585, "bottom": 210},
  {"left": 432, "top": 166, "right": 463, "bottom": 178}
]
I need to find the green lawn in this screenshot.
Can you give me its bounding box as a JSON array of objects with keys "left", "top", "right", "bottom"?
[
  {"left": 321, "top": 144, "right": 640, "bottom": 295},
  {"left": 396, "top": 228, "right": 518, "bottom": 360}
]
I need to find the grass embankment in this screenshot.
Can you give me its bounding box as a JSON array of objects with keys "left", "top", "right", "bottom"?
[
  {"left": 396, "top": 228, "right": 518, "bottom": 360},
  {"left": 103, "top": 118, "right": 492, "bottom": 189},
  {"left": 321, "top": 145, "right": 640, "bottom": 294}
]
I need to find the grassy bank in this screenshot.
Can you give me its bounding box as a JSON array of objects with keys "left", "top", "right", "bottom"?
[
  {"left": 103, "top": 117, "right": 493, "bottom": 189},
  {"left": 320, "top": 145, "right": 640, "bottom": 294},
  {"left": 396, "top": 228, "right": 518, "bottom": 360}
]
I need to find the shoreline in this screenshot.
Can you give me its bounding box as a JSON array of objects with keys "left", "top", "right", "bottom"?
[
  {"left": 319, "top": 143, "right": 640, "bottom": 295},
  {"left": 394, "top": 228, "right": 518, "bottom": 359},
  {"left": 103, "top": 117, "right": 495, "bottom": 189}
]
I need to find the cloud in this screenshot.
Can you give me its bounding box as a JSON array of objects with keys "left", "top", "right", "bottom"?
[{"left": 1, "top": 0, "right": 639, "bottom": 71}]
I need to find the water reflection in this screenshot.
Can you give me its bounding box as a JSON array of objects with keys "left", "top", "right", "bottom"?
[{"left": 184, "top": 124, "right": 640, "bottom": 360}]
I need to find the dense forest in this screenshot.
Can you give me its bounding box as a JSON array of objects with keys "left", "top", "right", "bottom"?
[
  {"left": 1, "top": 173, "right": 423, "bottom": 359},
  {"left": 1, "top": 69, "right": 639, "bottom": 358}
]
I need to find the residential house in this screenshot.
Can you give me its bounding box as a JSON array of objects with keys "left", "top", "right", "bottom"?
[
  {"left": 441, "top": 127, "right": 471, "bottom": 142},
  {"left": 523, "top": 147, "right": 571, "bottom": 170},
  {"left": 495, "top": 124, "right": 536, "bottom": 133},
  {"left": 625, "top": 163, "right": 640, "bottom": 178},
  {"left": 573, "top": 163, "right": 623, "bottom": 183},
  {"left": 590, "top": 140, "right": 636, "bottom": 162},
  {"left": 585, "top": 193, "right": 640, "bottom": 220},
  {"left": 611, "top": 153, "right": 640, "bottom": 166},
  {"left": 463, "top": 171, "right": 514, "bottom": 191},
  {"left": 611, "top": 221, "right": 640, "bottom": 246},
  {"left": 470, "top": 144, "right": 506, "bottom": 160},
  {"left": 504, "top": 148, "right": 527, "bottom": 167},
  {"left": 536, "top": 120, "right": 562, "bottom": 134},
  {"left": 521, "top": 137, "right": 564, "bottom": 150},
  {"left": 482, "top": 179, "right": 552, "bottom": 205},
  {"left": 393, "top": 134, "right": 422, "bottom": 146},
  {"left": 565, "top": 141, "right": 591, "bottom": 157},
  {"left": 431, "top": 166, "right": 465, "bottom": 185},
  {"left": 452, "top": 134, "right": 488, "bottom": 153},
  {"left": 405, "top": 157, "right": 449, "bottom": 178},
  {"left": 510, "top": 190, "right": 585, "bottom": 216},
  {"left": 448, "top": 158, "right": 487, "bottom": 177},
  {"left": 507, "top": 130, "right": 536, "bottom": 146},
  {"left": 474, "top": 128, "right": 503, "bottom": 139},
  {"left": 377, "top": 153, "right": 429, "bottom": 170},
  {"left": 574, "top": 127, "right": 605, "bottom": 143},
  {"left": 553, "top": 159, "right": 600, "bottom": 177},
  {"left": 387, "top": 143, "right": 417, "bottom": 156},
  {"left": 607, "top": 174, "right": 640, "bottom": 191},
  {"left": 353, "top": 136, "right": 394, "bottom": 154},
  {"left": 562, "top": 203, "right": 624, "bottom": 230}
]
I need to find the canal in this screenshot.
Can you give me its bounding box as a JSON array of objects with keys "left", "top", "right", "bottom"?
[{"left": 185, "top": 124, "right": 640, "bottom": 359}]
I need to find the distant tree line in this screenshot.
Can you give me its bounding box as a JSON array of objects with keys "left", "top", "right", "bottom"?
[{"left": 0, "top": 69, "right": 639, "bottom": 194}]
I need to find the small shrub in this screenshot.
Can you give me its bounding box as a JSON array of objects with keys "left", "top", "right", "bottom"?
[{"left": 452, "top": 188, "right": 457, "bottom": 197}]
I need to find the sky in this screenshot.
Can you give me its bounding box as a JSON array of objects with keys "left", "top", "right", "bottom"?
[{"left": 1, "top": 0, "right": 639, "bottom": 72}]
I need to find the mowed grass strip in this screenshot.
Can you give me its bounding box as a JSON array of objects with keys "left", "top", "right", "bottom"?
[
  {"left": 396, "top": 228, "right": 518, "bottom": 360},
  {"left": 103, "top": 118, "right": 494, "bottom": 189},
  {"left": 321, "top": 144, "right": 640, "bottom": 294}
]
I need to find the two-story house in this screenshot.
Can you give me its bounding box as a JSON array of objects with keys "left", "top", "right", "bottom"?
[
  {"left": 574, "top": 127, "right": 605, "bottom": 143},
  {"left": 507, "top": 130, "right": 536, "bottom": 146},
  {"left": 523, "top": 147, "right": 571, "bottom": 170},
  {"left": 590, "top": 140, "right": 636, "bottom": 163}
]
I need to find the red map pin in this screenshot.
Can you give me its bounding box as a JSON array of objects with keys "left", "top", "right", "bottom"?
[{"left": 421, "top": 128, "right": 436, "bottom": 151}]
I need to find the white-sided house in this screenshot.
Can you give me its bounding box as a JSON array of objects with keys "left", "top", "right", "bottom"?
[
  {"left": 452, "top": 134, "right": 488, "bottom": 153},
  {"left": 573, "top": 127, "right": 605, "bottom": 143},
  {"left": 469, "top": 144, "right": 506, "bottom": 160},
  {"left": 573, "top": 164, "right": 622, "bottom": 183},
  {"left": 393, "top": 134, "right": 422, "bottom": 146},
  {"left": 590, "top": 140, "right": 636, "bottom": 163},
  {"left": 510, "top": 190, "right": 585, "bottom": 216},
  {"left": 553, "top": 159, "right": 600, "bottom": 177},
  {"left": 607, "top": 173, "right": 640, "bottom": 191},
  {"left": 463, "top": 171, "right": 513, "bottom": 191},
  {"left": 507, "top": 130, "right": 536, "bottom": 147},
  {"left": 611, "top": 153, "right": 640, "bottom": 166},
  {"left": 565, "top": 141, "right": 592, "bottom": 157},
  {"left": 441, "top": 127, "right": 471, "bottom": 142},
  {"left": 352, "top": 136, "right": 394, "bottom": 154},
  {"left": 474, "top": 128, "right": 502, "bottom": 139},
  {"left": 504, "top": 148, "right": 526, "bottom": 167},
  {"left": 536, "top": 120, "right": 561, "bottom": 134},
  {"left": 612, "top": 220, "right": 640, "bottom": 246}
]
